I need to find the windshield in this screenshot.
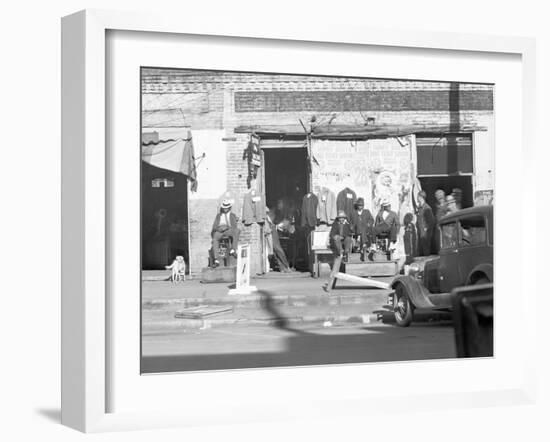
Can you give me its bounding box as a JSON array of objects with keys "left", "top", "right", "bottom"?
[{"left": 440, "top": 221, "right": 458, "bottom": 249}]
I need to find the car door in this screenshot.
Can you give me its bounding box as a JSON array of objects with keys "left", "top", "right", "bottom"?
[
  {"left": 457, "top": 214, "right": 491, "bottom": 283},
  {"left": 438, "top": 220, "right": 462, "bottom": 292}
]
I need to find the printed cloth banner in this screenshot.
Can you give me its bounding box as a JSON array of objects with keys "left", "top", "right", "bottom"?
[{"left": 142, "top": 130, "right": 198, "bottom": 191}]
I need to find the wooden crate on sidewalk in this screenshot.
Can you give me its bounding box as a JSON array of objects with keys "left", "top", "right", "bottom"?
[{"left": 200, "top": 266, "right": 236, "bottom": 283}]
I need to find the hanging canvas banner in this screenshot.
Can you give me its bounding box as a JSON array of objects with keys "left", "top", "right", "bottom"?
[{"left": 141, "top": 130, "right": 198, "bottom": 191}]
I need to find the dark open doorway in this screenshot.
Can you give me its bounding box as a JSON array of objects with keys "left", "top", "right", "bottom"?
[
  {"left": 141, "top": 162, "right": 189, "bottom": 270},
  {"left": 263, "top": 147, "right": 308, "bottom": 212},
  {"left": 263, "top": 146, "right": 309, "bottom": 271}
]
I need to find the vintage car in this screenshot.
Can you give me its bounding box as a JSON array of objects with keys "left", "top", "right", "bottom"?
[{"left": 388, "top": 205, "right": 493, "bottom": 327}]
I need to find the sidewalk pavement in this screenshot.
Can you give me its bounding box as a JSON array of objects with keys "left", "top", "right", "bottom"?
[{"left": 142, "top": 270, "right": 397, "bottom": 328}]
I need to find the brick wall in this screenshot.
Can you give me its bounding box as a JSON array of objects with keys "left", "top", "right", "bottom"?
[
  {"left": 188, "top": 198, "right": 217, "bottom": 274},
  {"left": 234, "top": 90, "right": 493, "bottom": 113},
  {"left": 142, "top": 89, "right": 224, "bottom": 129},
  {"left": 141, "top": 69, "right": 492, "bottom": 93},
  {"left": 223, "top": 91, "right": 264, "bottom": 276}
]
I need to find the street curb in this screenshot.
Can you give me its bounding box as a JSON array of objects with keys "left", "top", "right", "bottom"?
[
  {"left": 142, "top": 291, "right": 390, "bottom": 310},
  {"left": 145, "top": 312, "right": 381, "bottom": 329},
  {"left": 144, "top": 313, "right": 379, "bottom": 330}
]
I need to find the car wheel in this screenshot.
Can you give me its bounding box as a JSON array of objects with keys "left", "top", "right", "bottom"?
[{"left": 394, "top": 282, "right": 414, "bottom": 327}]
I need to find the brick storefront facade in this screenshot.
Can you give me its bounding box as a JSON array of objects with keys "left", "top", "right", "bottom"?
[{"left": 141, "top": 69, "right": 494, "bottom": 277}]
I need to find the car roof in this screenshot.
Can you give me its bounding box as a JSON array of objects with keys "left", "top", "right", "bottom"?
[{"left": 439, "top": 205, "right": 493, "bottom": 224}]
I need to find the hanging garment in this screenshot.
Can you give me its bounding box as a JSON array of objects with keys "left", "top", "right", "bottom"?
[
  {"left": 180, "top": 133, "right": 198, "bottom": 191},
  {"left": 316, "top": 187, "right": 337, "bottom": 224},
  {"left": 336, "top": 187, "right": 357, "bottom": 219},
  {"left": 300, "top": 193, "right": 319, "bottom": 227},
  {"left": 242, "top": 189, "right": 266, "bottom": 226}
]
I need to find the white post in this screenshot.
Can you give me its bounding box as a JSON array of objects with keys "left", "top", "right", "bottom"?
[{"left": 228, "top": 244, "right": 258, "bottom": 295}]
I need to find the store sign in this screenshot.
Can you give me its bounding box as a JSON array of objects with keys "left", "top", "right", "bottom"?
[
  {"left": 249, "top": 134, "right": 261, "bottom": 166},
  {"left": 243, "top": 134, "right": 261, "bottom": 187}
]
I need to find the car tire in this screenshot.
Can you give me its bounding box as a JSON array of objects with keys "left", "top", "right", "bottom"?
[{"left": 393, "top": 282, "right": 414, "bottom": 327}]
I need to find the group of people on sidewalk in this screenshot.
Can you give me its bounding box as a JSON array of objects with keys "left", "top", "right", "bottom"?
[
  {"left": 329, "top": 197, "right": 399, "bottom": 262},
  {"left": 208, "top": 186, "right": 465, "bottom": 270},
  {"left": 414, "top": 187, "right": 463, "bottom": 256},
  {"left": 330, "top": 187, "right": 464, "bottom": 262}
]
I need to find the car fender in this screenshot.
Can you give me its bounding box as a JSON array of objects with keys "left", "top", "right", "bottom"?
[
  {"left": 467, "top": 263, "right": 493, "bottom": 284},
  {"left": 391, "top": 275, "right": 435, "bottom": 309}
]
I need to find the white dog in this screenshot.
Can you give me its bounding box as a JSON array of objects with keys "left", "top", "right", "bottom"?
[{"left": 165, "top": 255, "right": 186, "bottom": 283}]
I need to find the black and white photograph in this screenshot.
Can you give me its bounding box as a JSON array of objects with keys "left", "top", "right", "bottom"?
[
  {"left": 4, "top": 0, "right": 549, "bottom": 439},
  {"left": 140, "top": 68, "right": 494, "bottom": 373}
]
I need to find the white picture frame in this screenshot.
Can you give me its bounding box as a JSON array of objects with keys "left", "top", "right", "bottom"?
[{"left": 61, "top": 9, "right": 537, "bottom": 433}]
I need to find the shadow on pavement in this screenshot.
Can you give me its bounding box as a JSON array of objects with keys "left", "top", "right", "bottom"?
[
  {"left": 141, "top": 324, "right": 456, "bottom": 373},
  {"left": 142, "top": 291, "right": 457, "bottom": 373}
]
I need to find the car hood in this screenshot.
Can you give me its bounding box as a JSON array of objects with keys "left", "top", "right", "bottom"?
[{"left": 410, "top": 255, "right": 439, "bottom": 272}]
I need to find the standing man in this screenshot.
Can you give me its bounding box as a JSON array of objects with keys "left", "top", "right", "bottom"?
[
  {"left": 330, "top": 210, "right": 353, "bottom": 262},
  {"left": 265, "top": 207, "right": 293, "bottom": 273},
  {"left": 374, "top": 199, "right": 400, "bottom": 249},
  {"left": 446, "top": 194, "right": 459, "bottom": 215},
  {"left": 434, "top": 189, "right": 447, "bottom": 221},
  {"left": 350, "top": 197, "right": 374, "bottom": 261},
  {"left": 416, "top": 191, "right": 435, "bottom": 256},
  {"left": 433, "top": 189, "right": 447, "bottom": 253},
  {"left": 210, "top": 199, "right": 240, "bottom": 268}
]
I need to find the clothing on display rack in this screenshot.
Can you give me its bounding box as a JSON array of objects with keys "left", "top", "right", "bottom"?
[
  {"left": 316, "top": 187, "right": 337, "bottom": 225},
  {"left": 242, "top": 188, "right": 266, "bottom": 226},
  {"left": 300, "top": 192, "right": 319, "bottom": 227},
  {"left": 336, "top": 187, "right": 357, "bottom": 219}
]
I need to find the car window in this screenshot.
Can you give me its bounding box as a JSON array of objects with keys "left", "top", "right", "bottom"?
[
  {"left": 440, "top": 222, "right": 458, "bottom": 249},
  {"left": 459, "top": 216, "right": 487, "bottom": 246}
]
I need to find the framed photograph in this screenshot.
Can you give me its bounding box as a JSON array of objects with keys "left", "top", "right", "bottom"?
[{"left": 61, "top": 9, "right": 537, "bottom": 433}]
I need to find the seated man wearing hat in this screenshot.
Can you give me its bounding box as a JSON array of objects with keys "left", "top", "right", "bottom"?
[
  {"left": 330, "top": 210, "right": 353, "bottom": 262},
  {"left": 210, "top": 199, "right": 240, "bottom": 268},
  {"left": 350, "top": 197, "right": 374, "bottom": 261},
  {"left": 374, "top": 199, "right": 399, "bottom": 246},
  {"left": 416, "top": 190, "right": 435, "bottom": 256}
]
